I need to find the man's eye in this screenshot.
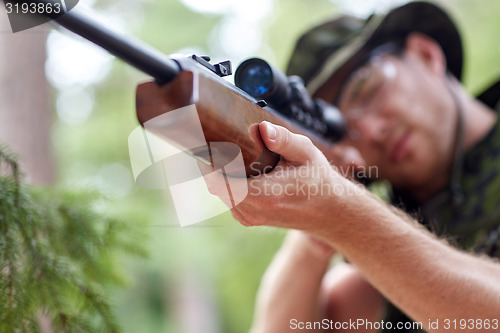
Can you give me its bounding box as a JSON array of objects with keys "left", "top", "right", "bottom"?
[
  {"left": 343, "top": 75, "right": 367, "bottom": 105},
  {"left": 357, "top": 78, "right": 379, "bottom": 105}
]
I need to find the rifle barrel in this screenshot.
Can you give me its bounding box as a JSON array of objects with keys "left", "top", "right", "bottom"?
[{"left": 49, "top": 2, "right": 180, "bottom": 82}]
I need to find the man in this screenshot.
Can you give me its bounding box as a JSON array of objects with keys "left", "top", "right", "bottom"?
[{"left": 207, "top": 2, "right": 500, "bottom": 332}]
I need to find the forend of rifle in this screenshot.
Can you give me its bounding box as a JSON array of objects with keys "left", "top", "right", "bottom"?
[
  {"left": 136, "top": 56, "right": 345, "bottom": 177},
  {"left": 14, "top": 0, "right": 346, "bottom": 177}
]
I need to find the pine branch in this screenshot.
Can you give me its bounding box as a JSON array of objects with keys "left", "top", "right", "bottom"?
[{"left": 0, "top": 147, "right": 148, "bottom": 333}]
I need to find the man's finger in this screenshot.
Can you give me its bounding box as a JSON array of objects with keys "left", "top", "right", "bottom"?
[{"left": 259, "top": 121, "right": 320, "bottom": 165}]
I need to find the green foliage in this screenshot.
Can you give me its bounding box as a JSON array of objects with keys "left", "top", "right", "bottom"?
[{"left": 0, "top": 148, "right": 147, "bottom": 333}]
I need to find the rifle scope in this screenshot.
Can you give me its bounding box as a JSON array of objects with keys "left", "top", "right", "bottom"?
[{"left": 235, "top": 58, "right": 346, "bottom": 142}]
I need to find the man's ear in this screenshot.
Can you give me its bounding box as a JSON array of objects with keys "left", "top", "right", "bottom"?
[{"left": 404, "top": 32, "right": 447, "bottom": 76}]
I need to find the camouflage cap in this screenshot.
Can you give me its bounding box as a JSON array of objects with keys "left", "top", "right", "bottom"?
[{"left": 286, "top": 1, "right": 463, "bottom": 99}]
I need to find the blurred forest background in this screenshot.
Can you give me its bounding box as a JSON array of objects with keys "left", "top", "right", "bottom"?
[{"left": 1, "top": 0, "right": 500, "bottom": 332}]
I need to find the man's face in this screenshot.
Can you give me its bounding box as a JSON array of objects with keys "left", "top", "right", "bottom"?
[{"left": 335, "top": 49, "right": 457, "bottom": 193}]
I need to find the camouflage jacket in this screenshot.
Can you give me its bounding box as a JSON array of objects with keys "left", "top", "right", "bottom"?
[{"left": 383, "top": 80, "right": 500, "bottom": 332}]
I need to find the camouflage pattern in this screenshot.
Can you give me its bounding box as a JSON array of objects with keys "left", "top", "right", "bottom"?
[
  {"left": 384, "top": 88, "right": 500, "bottom": 332},
  {"left": 286, "top": 2, "right": 463, "bottom": 97}
]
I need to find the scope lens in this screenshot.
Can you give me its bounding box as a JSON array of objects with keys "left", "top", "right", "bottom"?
[{"left": 235, "top": 60, "right": 273, "bottom": 99}]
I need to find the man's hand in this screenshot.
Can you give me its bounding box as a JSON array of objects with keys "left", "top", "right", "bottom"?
[
  {"left": 204, "top": 122, "right": 500, "bottom": 331},
  {"left": 204, "top": 121, "right": 366, "bottom": 233}
]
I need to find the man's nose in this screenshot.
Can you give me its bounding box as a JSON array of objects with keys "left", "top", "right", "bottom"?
[{"left": 356, "top": 113, "right": 390, "bottom": 144}]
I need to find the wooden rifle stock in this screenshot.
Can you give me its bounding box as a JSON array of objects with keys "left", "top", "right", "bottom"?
[
  {"left": 16, "top": 0, "right": 338, "bottom": 176},
  {"left": 135, "top": 66, "right": 338, "bottom": 177}
]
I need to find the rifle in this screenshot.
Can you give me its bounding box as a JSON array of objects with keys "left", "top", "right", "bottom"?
[{"left": 5, "top": 0, "right": 347, "bottom": 177}]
